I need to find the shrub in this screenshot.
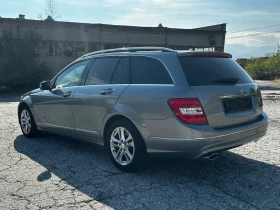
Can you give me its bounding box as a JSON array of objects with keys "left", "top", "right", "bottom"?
[
  {"left": 244, "top": 52, "right": 280, "bottom": 80},
  {"left": 0, "top": 29, "right": 52, "bottom": 88}
]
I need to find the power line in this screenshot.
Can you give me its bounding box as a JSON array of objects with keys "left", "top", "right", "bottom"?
[
  {"left": 227, "top": 30, "right": 280, "bottom": 39},
  {"left": 227, "top": 23, "right": 280, "bottom": 34}
]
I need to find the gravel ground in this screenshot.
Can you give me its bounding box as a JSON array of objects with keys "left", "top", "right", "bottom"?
[
  {"left": 0, "top": 95, "right": 279, "bottom": 210},
  {"left": 255, "top": 80, "right": 280, "bottom": 90}
]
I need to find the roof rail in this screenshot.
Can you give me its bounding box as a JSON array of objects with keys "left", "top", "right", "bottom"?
[{"left": 80, "top": 47, "right": 175, "bottom": 58}]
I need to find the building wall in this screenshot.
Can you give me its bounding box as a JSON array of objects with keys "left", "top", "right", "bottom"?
[{"left": 0, "top": 18, "right": 226, "bottom": 73}]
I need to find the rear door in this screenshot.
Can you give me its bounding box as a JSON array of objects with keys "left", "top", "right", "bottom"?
[
  {"left": 178, "top": 55, "right": 263, "bottom": 129},
  {"left": 72, "top": 57, "right": 130, "bottom": 143}
]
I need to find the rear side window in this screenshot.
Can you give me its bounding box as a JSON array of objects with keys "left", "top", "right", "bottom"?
[
  {"left": 111, "top": 57, "right": 130, "bottom": 84},
  {"left": 131, "top": 57, "right": 173, "bottom": 84},
  {"left": 178, "top": 57, "right": 254, "bottom": 86},
  {"left": 85, "top": 58, "right": 120, "bottom": 85}
]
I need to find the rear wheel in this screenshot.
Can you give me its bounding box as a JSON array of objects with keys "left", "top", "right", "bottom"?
[
  {"left": 107, "top": 120, "right": 149, "bottom": 172},
  {"left": 19, "top": 106, "right": 40, "bottom": 137}
]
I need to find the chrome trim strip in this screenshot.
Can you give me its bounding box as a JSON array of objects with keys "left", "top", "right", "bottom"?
[
  {"left": 129, "top": 84, "right": 174, "bottom": 86},
  {"left": 40, "top": 123, "right": 73, "bottom": 130},
  {"left": 75, "top": 128, "right": 99, "bottom": 134},
  {"left": 219, "top": 93, "right": 256, "bottom": 99},
  {"left": 150, "top": 123, "right": 267, "bottom": 141}
]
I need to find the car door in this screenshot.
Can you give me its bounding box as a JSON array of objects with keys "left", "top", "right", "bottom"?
[
  {"left": 38, "top": 59, "right": 90, "bottom": 133},
  {"left": 72, "top": 57, "right": 130, "bottom": 144}
]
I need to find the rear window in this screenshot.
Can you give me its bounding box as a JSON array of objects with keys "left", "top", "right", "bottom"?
[{"left": 178, "top": 57, "right": 254, "bottom": 86}]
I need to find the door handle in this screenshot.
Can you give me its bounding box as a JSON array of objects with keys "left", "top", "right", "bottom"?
[
  {"left": 100, "top": 88, "right": 114, "bottom": 95},
  {"left": 62, "top": 91, "right": 71, "bottom": 97}
]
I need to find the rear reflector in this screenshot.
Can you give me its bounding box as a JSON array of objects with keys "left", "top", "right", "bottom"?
[
  {"left": 257, "top": 91, "right": 263, "bottom": 111},
  {"left": 168, "top": 98, "right": 208, "bottom": 125}
]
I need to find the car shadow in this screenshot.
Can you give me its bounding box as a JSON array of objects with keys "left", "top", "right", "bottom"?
[{"left": 14, "top": 134, "right": 280, "bottom": 209}]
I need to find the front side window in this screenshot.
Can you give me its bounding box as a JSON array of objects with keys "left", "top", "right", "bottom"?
[
  {"left": 131, "top": 57, "right": 173, "bottom": 84},
  {"left": 54, "top": 60, "right": 89, "bottom": 88},
  {"left": 85, "top": 58, "right": 120, "bottom": 85}
]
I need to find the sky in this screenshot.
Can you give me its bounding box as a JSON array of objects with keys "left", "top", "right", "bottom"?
[{"left": 1, "top": 0, "right": 280, "bottom": 58}]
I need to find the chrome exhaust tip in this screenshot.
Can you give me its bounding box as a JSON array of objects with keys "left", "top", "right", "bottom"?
[{"left": 204, "top": 153, "right": 219, "bottom": 160}]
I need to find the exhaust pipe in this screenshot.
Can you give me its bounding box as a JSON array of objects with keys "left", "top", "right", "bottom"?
[{"left": 204, "top": 153, "right": 219, "bottom": 160}]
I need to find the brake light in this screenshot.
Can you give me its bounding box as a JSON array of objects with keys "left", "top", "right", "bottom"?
[
  {"left": 168, "top": 98, "right": 208, "bottom": 125},
  {"left": 192, "top": 52, "right": 232, "bottom": 58}
]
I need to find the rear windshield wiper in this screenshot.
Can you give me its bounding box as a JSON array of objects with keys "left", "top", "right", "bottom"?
[{"left": 212, "top": 78, "right": 240, "bottom": 84}]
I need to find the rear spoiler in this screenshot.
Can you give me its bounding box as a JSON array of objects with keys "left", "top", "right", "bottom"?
[{"left": 177, "top": 51, "right": 232, "bottom": 58}]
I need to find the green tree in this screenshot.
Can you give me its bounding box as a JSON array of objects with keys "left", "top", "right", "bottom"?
[{"left": 0, "top": 29, "right": 51, "bottom": 88}]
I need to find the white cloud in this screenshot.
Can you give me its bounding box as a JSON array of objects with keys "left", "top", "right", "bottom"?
[
  {"left": 56, "top": 0, "right": 124, "bottom": 7},
  {"left": 112, "top": 12, "right": 162, "bottom": 27},
  {"left": 139, "top": 0, "right": 204, "bottom": 8},
  {"left": 103, "top": 0, "right": 124, "bottom": 6},
  {"left": 226, "top": 31, "right": 280, "bottom": 47}
]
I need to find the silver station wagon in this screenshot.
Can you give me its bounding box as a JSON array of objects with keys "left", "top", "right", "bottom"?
[{"left": 18, "top": 47, "right": 268, "bottom": 172}]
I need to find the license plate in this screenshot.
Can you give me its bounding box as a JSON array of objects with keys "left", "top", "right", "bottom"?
[{"left": 223, "top": 97, "right": 252, "bottom": 113}]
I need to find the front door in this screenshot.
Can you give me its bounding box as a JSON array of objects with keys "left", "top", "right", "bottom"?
[
  {"left": 38, "top": 59, "right": 90, "bottom": 133},
  {"left": 72, "top": 57, "right": 130, "bottom": 144}
]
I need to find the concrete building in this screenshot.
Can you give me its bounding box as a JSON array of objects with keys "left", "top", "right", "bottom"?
[{"left": 0, "top": 15, "right": 226, "bottom": 73}]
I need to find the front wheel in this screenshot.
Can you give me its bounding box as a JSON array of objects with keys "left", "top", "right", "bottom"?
[
  {"left": 107, "top": 120, "right": 149, "bottom": 172},
  {"left": 19, "top": 106, "right": 40, "bottom": 137}
]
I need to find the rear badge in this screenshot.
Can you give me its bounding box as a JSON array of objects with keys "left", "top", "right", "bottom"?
[{"left": 240, "top": 86, "right": 245, "bottom": 94}]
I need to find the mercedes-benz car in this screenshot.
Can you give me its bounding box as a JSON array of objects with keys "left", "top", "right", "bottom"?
[{"left": 18, "top": 47, "right": 268, "bottom": 172}]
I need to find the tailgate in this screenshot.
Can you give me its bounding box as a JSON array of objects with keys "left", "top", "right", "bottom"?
[
  {"left": 178, "top": 55, "right": 263, "bottom": 129},
  {"left": 191, "top": 84, "right": 262, "bottom": 129}
]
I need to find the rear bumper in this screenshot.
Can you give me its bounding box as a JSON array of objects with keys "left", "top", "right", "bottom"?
[{"left": 145, "top": 113, "right": 268, "bottom": 159}]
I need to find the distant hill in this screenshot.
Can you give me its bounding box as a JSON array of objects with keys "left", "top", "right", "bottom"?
[{"left": 225, "top": 44, "right": 278, "bottom": 59}]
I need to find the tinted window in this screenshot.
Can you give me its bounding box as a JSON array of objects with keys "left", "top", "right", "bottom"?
[
  {"left": 54, "top": 60, "right": 89, "bottom": 88},
  {"left": 131, "top": 57, "right": 173, "bottom": 84},
  {"left": 178, "top": 57, "right": 254, "bottom": 86},
  {"left": 85, "top": 58, "right": 120, "bottom": 85},
  {"left": 111, "top": 58, "right": 130, "bottom": 84}
]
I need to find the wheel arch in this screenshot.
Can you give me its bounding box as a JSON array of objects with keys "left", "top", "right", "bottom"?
[
  {"left": 102, "top": 114, "right": 147, "bottom": 151},
  {"left": 18, "top": 102, "right": 36, "bottom": 124}
]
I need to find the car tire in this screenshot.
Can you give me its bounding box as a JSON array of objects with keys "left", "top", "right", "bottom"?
[
  {"left": 107, "top": 119, "right": 149, "bottom": 172},
  {"left": 19, "top": 106, "right": 40, "bottom": 138}
]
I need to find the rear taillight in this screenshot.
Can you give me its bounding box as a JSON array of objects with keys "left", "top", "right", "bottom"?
[{"left": 168, "top": 98, "right": 208, "bottom": 125}]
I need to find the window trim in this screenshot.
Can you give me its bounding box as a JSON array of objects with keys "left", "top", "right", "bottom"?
[
  {"left": 50, "top": 58, "right": 92, "bottom": 89},
  {"left": 130, "top": 55, "right": 174, "bottom": 85},
  {"left": 79, "top": 55, "right": 175, "bottom": 86},
  {"left": 110, "top": 57, "right": 130, "bottom": 85}
]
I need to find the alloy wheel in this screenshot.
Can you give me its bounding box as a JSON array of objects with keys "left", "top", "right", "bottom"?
[
  {"left": 110, "top": 127, "right": 135, "bottom": 166},
  {"left": 21, "top": 109, "right": 31, "bottom": 134}
]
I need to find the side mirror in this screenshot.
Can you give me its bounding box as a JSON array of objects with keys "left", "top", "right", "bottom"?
[{"left": 40, "top": 80, "right": 50, "bottom": 90}]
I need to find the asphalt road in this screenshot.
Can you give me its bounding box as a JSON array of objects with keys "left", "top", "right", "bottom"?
[{"left": 0, "top": 96, "right": 279, "bottom": 210}]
